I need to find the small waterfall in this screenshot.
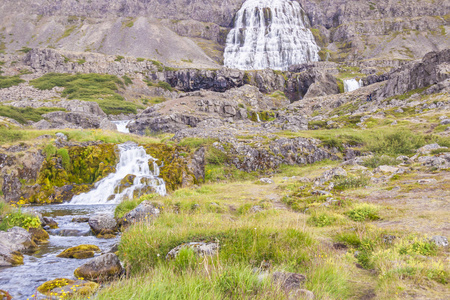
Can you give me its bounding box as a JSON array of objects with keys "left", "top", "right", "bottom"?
[
  {"left": 112, "top": 120, "right": 130, "bottom": 134},
  {"left": 256, "top": 113, "right": 261, "bottom": 122},
  {"left": 69, "top": 143, "right": 166, "bottom": 205},
  {"left": 224, "top": 0, "right": 320, "bottom": 71},
  {"left": 344, "top": 79, "right": 363, "bottom": 93}
]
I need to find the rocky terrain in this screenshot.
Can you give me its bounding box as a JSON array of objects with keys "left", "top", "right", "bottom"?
[{"left": 0, "top": 0, "right": 449, "bottom": 299}]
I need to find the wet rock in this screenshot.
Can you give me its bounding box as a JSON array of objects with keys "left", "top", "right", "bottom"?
[
  {"left": 29, "top": 227, "right": 50, "bottom": 244},
  {"left": 430, "top": 236, "right": 448, "bottom": 247},
  {"left": 0, "top": 226, "right": 36, "bottom": 252},
  {"left": 72, "top": 217, "right": 89, "bottom": 223},
  {"left": 57, "top": 244, "right": 101, "bottom": 259},
  {"left": 259, "top": 178, "right": 274, "bottom": 184},
  {"left": 74, "top": 253, "right": 123, "bottom": 282},
  {"left": 166, "top": 242, "right": 219, "bottom": 260},
  {"left": 88, "top": 214, "right": 117, "bottom": 236},
  {"left": 0, "top": 244, "right": 24, "bottom": 267},
  {"left": 51, "top": 229, "right": 90, "bottom": 237},
  {"left": 42, "top": 216, "right": 58, "bottom": 229},
  {"left": 120, "top": 201, "right": 160, "bottom": 227},
  {"left": 272, "top": 272, "right": 307, "bottom": 292},
  {"left": 37, "top": 278, "right": 98, "bottom": 298}
]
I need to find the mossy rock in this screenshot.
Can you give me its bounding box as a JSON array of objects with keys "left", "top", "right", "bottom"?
[
  {"left": 57, "top": 244, "right": 100, "bottom": 259},
  {"left": 115, "top": 174, "right": 136, "bottom": 194},
  {"left": 143, "top": 144, "right": 197, "bottom": 191},
  {"left": 37, "top": 278, "right": 75, "bottom": 293},
  {"left": 29, "top": 228, "right": 50, "bottom": 244},
  {"left": 37, "top": 278, "right": 98, "bottom": 297},
  {"left": 10, "top": 251, "right": 24, "bottom": 266},
  {"left": 96, "top": 233, "right": 117, "bottom": 239}
]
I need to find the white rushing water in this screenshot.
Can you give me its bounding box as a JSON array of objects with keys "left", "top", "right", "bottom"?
[
  {"left": 69, "top": 142, "right": 166, "bottom": 205},
  {"left": 224, "top": 0, "right": 320, "bottom": 71},
  {"left": 344, "top": 78, "right": 363, "bottom": 93},
  {"left": 112, "top": 120, "right": 130, "bottom": 134}
]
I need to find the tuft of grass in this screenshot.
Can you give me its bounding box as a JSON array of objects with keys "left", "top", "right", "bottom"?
[
  {"left": 0, "top": 75, "right": 25, "bottom": 89},
  {"left": 0, "top": 105, "right": 64, "bottom": 124},
  {"left": 362, "top": 155, "right": 399, "bottom": 168},
  {"left": 334, "top": 174, "right": 369, "bottom": 190},
  {"left": 122, "top": 75, "right": 133, "bottom": 86},
  {"left": 366, "top": 130, "right": 426, "bottom": 155},
  {"left": 346, "top": 204, "right": 380, "bottom": 222}
]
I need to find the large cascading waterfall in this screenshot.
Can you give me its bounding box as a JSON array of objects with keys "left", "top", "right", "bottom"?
[
  {"left": 224, "top": 0, "right": 320, "bottom": 71},
  {"left": 69, "top": 142, "right": 166, "bottom": 205}
]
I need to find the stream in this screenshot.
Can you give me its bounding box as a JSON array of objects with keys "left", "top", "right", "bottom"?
[{"left": 0, "top": 142, "right": 166, "bottom": 299}]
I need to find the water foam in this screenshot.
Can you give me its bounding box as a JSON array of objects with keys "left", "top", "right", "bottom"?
[
  {"left": 224, "top": 0, "right": 320, "bottom": 71},
  {"left": 69, "top": 142, "right": 166, "bottom": 205}
]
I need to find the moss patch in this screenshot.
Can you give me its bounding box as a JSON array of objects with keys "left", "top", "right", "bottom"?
[{"left": 57, "top": 244, "right": 100, "bottom": 259}]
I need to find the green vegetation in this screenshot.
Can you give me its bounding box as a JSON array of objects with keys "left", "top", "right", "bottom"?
[
  {"left": 30, "top": 73, "right": 143, "bottom": 115},
  {"left": 58, "top": 25, "right": 78, "bottom": 42},
  {"left": 19, "top": 47, "right": 32, "bottom": 53},
  {"left": 115, "top": 194, "right": 158, "bottom": 219},
  {"left": 0, "top": 75, "right": 25, "bottom": 89},
  {"left": 346, "top": 204, "right": 380, "bottom": 222},
  {"left": 0, "top": 202, "right": 40, "bottom": 231},
  {"left": 0, "top": 105, "right": 64, "bottom": 124},
  {"left": 115, "top": 55, "right": 125, "bottom": 62},
  {"left": 142, "top": 97, "right": 166, "bottom": 106},
  {"left": 362, "top": 155, "right": 399, "bottom": 168},
  {"left": 122, "top": 75, "right": 132, "bottom": 85}
]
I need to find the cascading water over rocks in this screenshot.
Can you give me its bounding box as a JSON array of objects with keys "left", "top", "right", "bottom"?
[
  {"left": 224, "top": 0, "right": 320, "bottom": 71},
  {"left": 69, "top": 142, "right": 166, "bottom": 205}
]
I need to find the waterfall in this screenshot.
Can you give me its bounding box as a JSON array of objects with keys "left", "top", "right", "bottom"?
[
  {"left": 224, "top": 0, "right": 320, "bottom": 71},
  {"left": 112, "top": 120, "right": 130, "bottom": 134},
  {"left": 344, "top": 79, "right": 363, "bottom": 93},
  {"left": 69, "top": 142, "right": 166, "bottom": 205}
]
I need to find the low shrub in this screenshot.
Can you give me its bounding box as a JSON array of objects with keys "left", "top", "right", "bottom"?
[
  {"left": 362, "top": 155, "right": 399, "bottom": 168},
  {"left": 346, "top": 204, "right": 380, "bottom": 222}
]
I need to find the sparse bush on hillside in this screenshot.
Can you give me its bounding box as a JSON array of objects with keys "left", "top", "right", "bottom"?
[{"left": 0, "top": 75, "right": 25, "bottom": 89}]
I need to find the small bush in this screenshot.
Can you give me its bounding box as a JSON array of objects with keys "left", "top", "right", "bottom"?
[
  {"left": 307, "top": 213, "right": 336, "bottom": 227},
  {"left": 0, "top": 105, "right": 64, "bottom": 124},
  {"left": 157, "top": 81, "right": 173, "bottom": 92},
  {"left": 0, "top": 207, "right": 41, "bottom": 231},
  {"left": 366, "top": 130, "right": 426, "bottom": 155},
  {"left": 362, "top": 155, "right": 399, "bottom": 168},
  {"left": 43, "top": 143, "right": 57, "bottom": 160},
  {"left": 399, "top": 240, "right": 438, "bottom": 256},
  {"left": 346, "top": 204, "right": 380, "bottom": 222},
  {"left": 115, "top": 55, "right": 125, "bottom": 62},
  {"left": 0, "top": 75, "right": 25, "bottom": 89},
  {"left": 334, "top": 174, "right": 369, "bottom": 190},
  {"left": 57, "top": 148, "right": 71, "bottom": 170},
  {"left": 122, "top": 75, "right": 133, "bottom": 85}
]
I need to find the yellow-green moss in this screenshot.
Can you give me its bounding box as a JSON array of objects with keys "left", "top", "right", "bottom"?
[
  {"left": 143, "top": 144, "right": 197, "bottom": 191},
  {"left": 10, "top": 251, "right": 24, "bottom": 266},
  {"left": 57, "top": 244, "right": 100, "bottom": 259},
  {"left": 37, "top": 278, "right": 75, "bottom": 293},
  {"left": 29, "top": 144, "right": 118, "bottom": 204},
  {"left": 29, "top": 227, "right": 50, "bottom": 243}
]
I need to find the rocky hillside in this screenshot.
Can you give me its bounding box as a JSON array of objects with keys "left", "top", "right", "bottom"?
[{"left": 1, "top": 0, "right": 448, "bottom": 66}]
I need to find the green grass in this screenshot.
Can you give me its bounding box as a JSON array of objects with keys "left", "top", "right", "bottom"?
[
  {"left": 115, "top": 194, "right": 159, "bottom": 218},
  {"left": 0, "top": 105, "right": 64, "bottom": 124},
  {"left": 362, "top": 155, "right": 399, "bottom": 168},
  {"left": 30, "top": 73, "right": 143, "bottom": 115},
  {"left": 0, "top": 75, "right": 25, "bottom": 89}
]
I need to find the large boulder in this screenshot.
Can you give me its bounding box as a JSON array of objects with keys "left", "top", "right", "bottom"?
[
  {"left": 0, "top": 226, "right": 36, "bottom": 252},
  {"left": 74, "top": 253, "right": 123, "bottom": 282},
  {"left": 121, "top": 201, "right": 160, "bottom": 227},
  {"left": 88, "top": 214, "right": 117, "bottom": 237}
]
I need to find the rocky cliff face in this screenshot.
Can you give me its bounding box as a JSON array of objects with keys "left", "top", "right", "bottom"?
[{"left": 1, "top": 0, "right": 448, "bottom": 66}]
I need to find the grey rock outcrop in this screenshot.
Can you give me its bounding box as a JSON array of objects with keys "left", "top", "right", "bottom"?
[
  {"left": 379, "top": 49, "right": 450, "bottom": 99},
  {"left": 166, "top": 242, "right": 219, "bottom": 260},
  {"left": 121, "top": 201, "right": 160, "bottom": 226},
  {"left": 74, "top": 253, "right": 123, "bottom": 282},
  {"left": 88, "top": 214, "right": 117, "bottom": 236}
]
